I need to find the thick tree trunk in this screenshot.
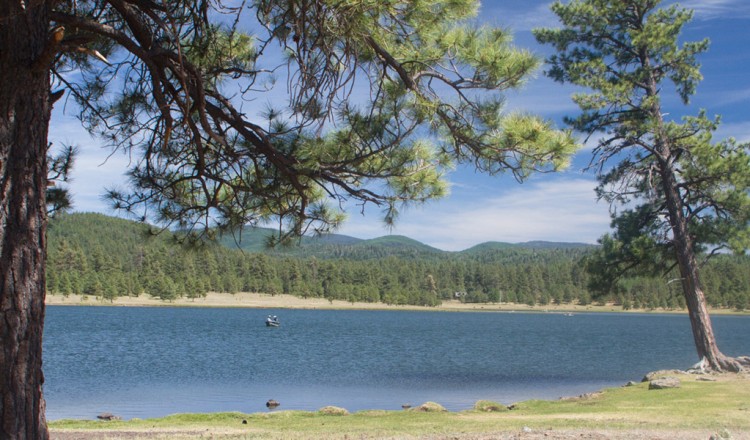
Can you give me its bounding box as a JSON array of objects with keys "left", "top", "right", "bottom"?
[{"left": 0, "top": 2, "right": 52, "bottom": 439}]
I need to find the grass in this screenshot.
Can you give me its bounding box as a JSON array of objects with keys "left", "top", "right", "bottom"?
[{"left": 48, "top": 372, "right": 750, "bottom": 439}]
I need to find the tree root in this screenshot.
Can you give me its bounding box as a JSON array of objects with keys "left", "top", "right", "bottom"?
[
  {"left": 691, "top": 355, "right": 750, "bottom": 373},
  {"left": 725, "top": 356, "right": 750, "bottom": 372}
]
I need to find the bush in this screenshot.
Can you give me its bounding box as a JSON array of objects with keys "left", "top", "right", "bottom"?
[
  {"left": 317, "top": 406, "right": 349, "bottom": 416},
  {"left": 410, "top": 402, "right": 446, "bottom": 413},
  {"left": 473, "top": 400, "right": 508, "bottom": 412}
]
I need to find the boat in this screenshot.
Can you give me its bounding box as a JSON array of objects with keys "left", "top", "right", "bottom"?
[{"left": 265, "top": 315, "right": 280, "bottom": 327}]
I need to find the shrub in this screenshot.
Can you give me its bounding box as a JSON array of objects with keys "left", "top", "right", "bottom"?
[
  {"left": 473, "top": 400, "right": 508, "bottom": 412},
  {"left": 410, "top": 402, "right": 447, "bottom": 413},
  {"left": 317, "top": 406, "right": 349, "bottom": 416}
]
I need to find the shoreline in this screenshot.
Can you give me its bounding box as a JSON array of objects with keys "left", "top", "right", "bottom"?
[
  {"left": 48, "top": 372, "right": 750, "bottom": 440},
  {"left": 45, "top": 291, "right": 749, "bottom": 315},
  {"left": 45, "top": 294, "right": 750, "bottom": 439}
]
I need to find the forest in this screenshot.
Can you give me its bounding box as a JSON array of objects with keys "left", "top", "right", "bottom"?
[{"left": 47, "top": 213, "right": 750, "bottom": 311}]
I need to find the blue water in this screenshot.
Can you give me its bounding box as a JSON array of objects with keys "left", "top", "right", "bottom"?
[{"left": 42, "top": 306, "right": 750, "bottom": 420}]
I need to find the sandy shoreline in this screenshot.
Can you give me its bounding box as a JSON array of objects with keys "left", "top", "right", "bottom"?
[
  {"left": 45, "top": 291, "right": 748, "bottom": 315},
  {"left": 43, "top": 291, "right": 625, "bottom": 312}
]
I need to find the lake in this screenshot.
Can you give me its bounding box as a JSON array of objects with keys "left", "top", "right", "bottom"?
[{"left": 43, "top": 306, "right": 750, "bottom": 420}]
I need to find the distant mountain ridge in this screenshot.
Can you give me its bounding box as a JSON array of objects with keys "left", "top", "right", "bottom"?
[
  {"left": 53, "top": 213, "right": 594, "bottom": 259},
  {"left": 217, "top": 224, "right": 594, "bottom": 259}
]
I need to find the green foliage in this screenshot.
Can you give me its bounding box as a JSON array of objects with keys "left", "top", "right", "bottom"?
[
  {"left": 51, "top": 0, "right": 578, "bottom": 242},
  {"left": 46, "top": 213, "right": 749, "bottom": 310},
  {"left": 46, "top": 144, "right": 77, "bottom": 218},
  {"left": 473, "top": 400, "right": 508, "bottom": 412},
  {"left": 535, "top": 0, "right": 750, "bottom": 298}
]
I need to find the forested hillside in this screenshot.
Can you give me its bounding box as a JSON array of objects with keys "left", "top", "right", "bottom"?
[
  {"left": 46, "top": 213, "right": 750, "bottom": 310},
  {"left": 218, "top": 228, "right": 448, "bottom": 259}
]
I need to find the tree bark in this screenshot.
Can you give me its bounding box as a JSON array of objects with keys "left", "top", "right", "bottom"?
[
  {"left": 660, "top": 165, "right": 746, "bottom": 372},
  {"left": 652, "top": 117, "right": 747, "bottom": 371},
  {"left": 640, "top": 49, "right": 748, "bottom": 373},
  {"left": 0, "top": 1, "right": 52, "bottom": 438}
]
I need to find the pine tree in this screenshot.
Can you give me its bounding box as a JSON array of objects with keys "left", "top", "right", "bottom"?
[{"left": 536, "top": 0, "right": 750, "bottom": 371}]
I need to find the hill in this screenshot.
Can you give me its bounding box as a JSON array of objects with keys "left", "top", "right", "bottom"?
[
  {"left": 52, "top": 213, "right": 594, "bottom": 261},
  {"left": 217, "top": 227, "right": 362, "bottom": 254},
  {"left": 216, "top": 225, "right": 591, "bottom": 260},
  {"left": 217, "top": 227, "right": 446, "bottom": 259},
  {"left": 45, "top": 212, "right": 750, "bottom": 310},
  {"left": 461, "top": 241, "right": 594, "bottom": 254}
]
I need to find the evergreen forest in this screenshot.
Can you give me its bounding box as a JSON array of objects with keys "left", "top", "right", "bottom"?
[{"left": 47, "top": 213, "right": 750, "bottom": 311}]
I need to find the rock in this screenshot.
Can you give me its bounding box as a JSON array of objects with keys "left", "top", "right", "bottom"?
[
  {"left": 687, "top": 357, "right": 709, "bottom": 374},
  {"left": 697, "top": 376, "right": 717, "bottom": 382},
  {"left": 649, "top": 377, "right": 681, "bottom": 390},
  {"left": 266, "top": 399, "right": 280, "bottom": 409},
  {"left": 473, "top": 400, "right": 508, "bottom": 412},
  {"left": 401, "top": 404, "right": 412, "bottom": 410},
  {"left": 410, "top": 401, "right": 447, "bottom": 412},
  {"left": 625, "top": 381, "right": 639, "bottom": 387},
  {"left": 318, "top": 406, "right": 349, "bottom": 416},
  {"left": 559, "top": 391, "right": 603, "bottom": 401},
  {"left": 642, "top": 369, "right": 685, "bottom": 382},
  {"left": 96, "top": 413, "right": 121, "bottom": 421}
]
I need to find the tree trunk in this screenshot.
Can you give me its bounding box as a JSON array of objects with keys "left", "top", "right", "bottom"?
[
  {"left": 659, "top": 148, "right": 746, "bottom": 372},
  {"left": 642, "top": 54, "right": 749, "bottom": 372},
  {"left": 670, "top": 223, "right": 734, "bottom": 370},
  {"left": 0, "top": 2, "right": 52, "bottom": 439}
]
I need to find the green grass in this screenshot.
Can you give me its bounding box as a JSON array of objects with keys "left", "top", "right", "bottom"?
[{"left": 49, "top": 373, "right": 750, "bottom": 439}]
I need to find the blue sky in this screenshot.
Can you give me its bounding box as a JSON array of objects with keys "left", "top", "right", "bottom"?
[{"left": 49, "top": 0, "right": 750, "bottom": 251}]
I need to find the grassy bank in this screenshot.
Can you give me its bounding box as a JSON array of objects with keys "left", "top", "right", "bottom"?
[
  {"left": 49, "top": 372, "right": 750, "bottom": 439},
  {"left": 45, "top": 292, "right": 749, "bottom": 315}
]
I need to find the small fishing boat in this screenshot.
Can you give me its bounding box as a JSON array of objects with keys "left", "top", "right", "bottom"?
[{"left": 265, "top": 315, "right": 280, "bottom": 327}]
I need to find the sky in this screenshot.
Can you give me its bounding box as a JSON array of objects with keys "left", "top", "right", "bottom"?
[{"left": 48, "top": 0, "right": 750, "bottom": 251}]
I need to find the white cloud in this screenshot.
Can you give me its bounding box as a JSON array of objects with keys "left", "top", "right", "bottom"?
[
  {"left": 701, "top": 87, "right": 750, "bottom": 109},
  {"left": 504, "top": 76, "right": 581, "bottom": 117},
  {"left": 49, "top": 110, "right": 131, "bottom": 213},
  {"left": 677, "top": 0, "right": 750, "bottom": 20},
  {"left": 715, "top": 121, "right": 750, "bottom": 143},
  {"left": 338, "top": 177, "right": 611, "bottom": 251},
  {"left": 481, "top": 2, "right": 560, "bottom": 32},
  {"left": 50, "top": 98, "right": 609, "bottom": 248}
]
